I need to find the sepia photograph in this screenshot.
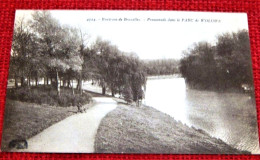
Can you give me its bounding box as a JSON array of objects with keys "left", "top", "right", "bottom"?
[{"left": 1, "top": 10, "right": 259, "bottom": 154}]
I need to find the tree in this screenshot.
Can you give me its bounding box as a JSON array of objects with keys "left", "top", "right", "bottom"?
[
  {"left": 122, "top": 85, "right": 133, "bottom": 104},
  {"left": 92, "top": 38, "right": 112, "bottom": 95},
  {"left": 61, "top": 26, "right": 83, "bottom": 94},
  {"left": 105, "top": 45, "right": 122, "bottom": 97},
  {"left": 127, "top": 56, "right": 146, "bottom": 105},
  {"left": 216, "top": 30, "right": 253, "bottom": 88},
  {"left": 30, "top": 11, "right": 83, "bottom": 95},
  {"left": 180, "top": 30, "right": 252, "bottom": 91},
  {"left": 144, "top": 59, "right": 179, "bottom": 75},
  {"left": 76, "top": 28, "right": 89, "bottom": 95},
  {"left": 10, "top": 17, "right": 38, "bottom": 88}
]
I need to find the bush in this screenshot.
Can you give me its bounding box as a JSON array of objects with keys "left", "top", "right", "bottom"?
[{"left": 6, "top": 86, "right": 91, "bottom": 107}]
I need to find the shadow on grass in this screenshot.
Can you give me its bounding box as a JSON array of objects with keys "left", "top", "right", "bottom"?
[{"left": 1, "top": 99, "right": 78, "bottom": 151}]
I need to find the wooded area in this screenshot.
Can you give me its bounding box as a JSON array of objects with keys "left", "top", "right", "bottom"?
[
  {"left": 9, "top": 11, "right": 182, "bottom": 105},
  {"left": 144, "top": 59, "right": 179, "bottom": 76},
  {"left": 10, "top": 11, "right": 249, "bottom": 106},
  {"left": 9, "top": 11, "right": 149, "bottom": 104},
  {"left": 179, "top": 30, "right": 253, "bottom": 91}
]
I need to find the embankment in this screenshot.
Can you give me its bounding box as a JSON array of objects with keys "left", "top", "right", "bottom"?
[{"left": 94, "top": 103, "right": 249, "bottom": 154}]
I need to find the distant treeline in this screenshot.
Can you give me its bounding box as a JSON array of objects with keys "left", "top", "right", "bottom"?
[
  {"left": 179, "top": 30, "right": 253, "bottom": 90},
  {"left": 9, "top": 11, "right": 146, "bottom": 104},
  {"left": 144, "top": 59, "right": 179, "bottom": 76}
]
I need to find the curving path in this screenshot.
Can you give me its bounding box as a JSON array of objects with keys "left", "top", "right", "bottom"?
[{"left": 16, "top": 97, "right": 117, "bottom": 153}]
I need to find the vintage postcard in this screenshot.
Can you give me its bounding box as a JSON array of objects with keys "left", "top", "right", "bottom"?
[{"left": 1, "top": 10, "right": 259, "bottom": 154}]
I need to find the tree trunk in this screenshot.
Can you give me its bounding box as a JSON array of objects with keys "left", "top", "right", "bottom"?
[
  {"left": 14, "top": 77, "right": 18, "bottom": 88},
  {"left": 35, "top": 77, "right": 38, "bottom": 86},
  {"left": 51, "top": 77, "right": 56, "bottom": 88},
  {"left": 60, "top": 79, "right": 62, "bottom": 88},
  {"left": 27, "top": 76, "right": 31, "bottom": 89},
  {"left": 56, "top": 70, "right": 60, "bottom": 96},
  {"left": 20, "top": 77, "right": 25, "bottom": 87},
  {"left": 27, "top": 77, "right": 29, "bottom": 86},
  {"left": 28, "top": 77, "right": 31, "bottom": 87},
  {"left": 118, "top": 87, "right": 121, "bottom": 97},
  {"left": 111, "top": 89, "right": 115, "bottom": 97},
  {"left": 44, "top": 77, "right": 46, "bottom": 86},
  {"left": 71, "top": 80, "right": 74, "bottom": 95},
  {"left": 77, "top": 76, "right": 82, "bottom": 95},
  {"left": 137, "top": 100, "right": 140, "bottom": 107},
  {"left": 102, "top": 86, "right": 106, "bottom": 95},
  {"left": 77, "top": 79, "right": 79, "bottom": 90},
  {"left": 63, "top": 80, "right": 66, "bottom": 87},
  {"left": 67, "top": 79, "right": 71, "bottom": 87}
]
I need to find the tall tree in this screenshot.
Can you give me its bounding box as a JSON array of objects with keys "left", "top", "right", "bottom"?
[
  {"left": 30, "top": 11, "right": 83, "bottom": 95},
  {"left": 92, "top": 38, "right": 112, "bottom": 95},
  {"left": 10, "top": 17, "right": 37, "bottom": 87},
  {"left": 180, "top": 30, "right": 252, "bottom": 90},
  {"left": 76, "top": 28, "right": 89, "bottom": 95}
]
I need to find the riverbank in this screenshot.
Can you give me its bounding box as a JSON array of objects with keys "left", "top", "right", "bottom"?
[
  {"left": 1, "top": 99, "right": 94, "bottom": 151},
  {"left": 94, "top": 103, "right": 250, "bottom": 154}
]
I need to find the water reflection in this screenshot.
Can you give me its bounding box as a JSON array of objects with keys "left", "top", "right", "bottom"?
[
  {"left": 144, "top": 78, "right": 191, "bottom": 126},
  {"left": 143, "top": 76, "right": 259, "bottom": 153}
]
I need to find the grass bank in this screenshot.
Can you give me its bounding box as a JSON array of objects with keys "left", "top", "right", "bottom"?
[
  {"left": 94, "top": 103, "right": 249, "bottom": 154},
  {"left": 1, "top": 99, "right": 94, "bottom": 151}
]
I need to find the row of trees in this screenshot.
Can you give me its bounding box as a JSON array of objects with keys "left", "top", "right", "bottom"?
[
  {"left": 11, "top": 11, "right": 84, "bottom": 96},
  {"left": 9, "top": 11, "right": 146, "bottom": 103},
  {"left": 144, "top": 59, "right": 179, "bottom": 76},
  {"left": 85, "top": 38, "right": 147, "bottom": 102},
  {"left": 179, "top": 30, "right": 253, "bottom": 90}
]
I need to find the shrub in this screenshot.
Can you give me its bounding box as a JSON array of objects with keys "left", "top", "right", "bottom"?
[{"left": 6, "top": 86, "right": 91, "bottom": 107}]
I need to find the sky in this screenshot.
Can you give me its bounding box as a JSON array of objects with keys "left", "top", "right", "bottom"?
[{"left": 15, "top": 10, "right": 249, "bottom": 60}]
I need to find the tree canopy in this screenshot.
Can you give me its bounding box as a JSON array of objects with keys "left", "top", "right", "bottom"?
[
  {"left": 10, "top": 11, "right": 147, "bottom": 104},
  {"left": 179, "top": 30, "right": 253, "bottom": 91},
  {"left": 144, "top": 59, "right": 179, "bottom": 76}
]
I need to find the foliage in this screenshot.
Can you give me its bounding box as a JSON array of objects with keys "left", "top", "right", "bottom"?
[
  {"left": 9, "top": 18, "right": 41, "bottom": 87},
  {"left": 122, "top": 85, "right": 133, "bottom": 104},
  {"left": 90, "top": 38, "right": 147, "bottom": 102},
  {"left": 179, "top": 30, "right": 253, "bottom": 90},
  {"left": 7, "top": 86, "right": 91, "bottom": 107},
  {"left": 144, "top": 59, "right": 179, "bottom": 75},
  {"left": 29, "top": 12, "right": 83, "bottom": 95},
  {"left": 9, "top": 11, "right": 147, "bottom": 104}
]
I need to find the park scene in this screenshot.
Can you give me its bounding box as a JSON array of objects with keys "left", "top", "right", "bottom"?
[{"left": 1, "top": 11, "right": 259, "bottom": 154}]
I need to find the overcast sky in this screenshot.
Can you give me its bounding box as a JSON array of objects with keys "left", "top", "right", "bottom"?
[{"left": 16, "top": 10, "right": 249, "bottom": 60}]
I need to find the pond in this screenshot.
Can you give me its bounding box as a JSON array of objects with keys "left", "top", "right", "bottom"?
[{"left": 143, "top": 76, "right": 259, "bottom": 153}]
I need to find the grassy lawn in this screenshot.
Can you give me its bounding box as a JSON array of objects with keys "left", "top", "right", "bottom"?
[
  {"left": 1, "top": 87, "right": 107, "bottom": 151},
  {"left": 94, "top": 103, "right": 250, "bottom": 154},
  {"left": 1, "top": 99, "right": 80, "bottom": 151}
]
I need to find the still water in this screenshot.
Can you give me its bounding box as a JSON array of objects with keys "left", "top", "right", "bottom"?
[{"left": 143, "top": 76, "right": 259, "bottom": 153}]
